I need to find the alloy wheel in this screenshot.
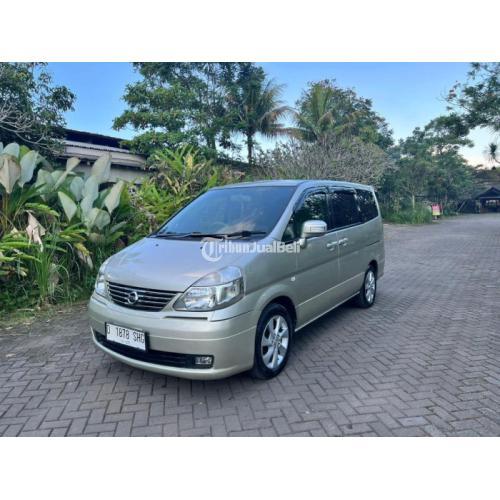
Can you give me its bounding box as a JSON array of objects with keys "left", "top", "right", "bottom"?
[
  {"left": 260, "top": 314, "right": 289, "bottom": 370},
  {"left": 364, "top": 269, "right": 376, "bottom": 304}
]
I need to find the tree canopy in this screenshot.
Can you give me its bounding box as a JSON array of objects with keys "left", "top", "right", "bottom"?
[
  {"left": 114, "top": 63, "right": 249, "bottom": 157},
  {"left": 290, "top": 79, "right": 393, "bottom": 149},
  {"left": 257, "top": 133, "right": 394, "bottom": 187},
  {"left": 380, "top": 117, "right": 474, "bottom": 211},
  {"left": 448, "top": 63, "right": 500, "bottom": 132},
  {"left": 447, "top": 62, "right": 500, "bottom": 164},
  {"left": 114, "top": 63, "right": 292, "bottom": 163},
  {"left": 0, "top": 63, "right": 75, "bottom": 154}
]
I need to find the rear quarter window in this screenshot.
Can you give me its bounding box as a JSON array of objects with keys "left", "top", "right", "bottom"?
[{"left": 356, "top": 189, "right": 379, "bottom": 222}]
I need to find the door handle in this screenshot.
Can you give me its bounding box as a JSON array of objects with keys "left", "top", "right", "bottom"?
[
  {"left": 339, "top": 237, "right": 349, "bottom": 246},
  {"left": 326, "top": 241, "right": 338, "bottom": 250}
]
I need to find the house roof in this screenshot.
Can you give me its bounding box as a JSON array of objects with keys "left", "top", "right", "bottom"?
[
  {"left": 61, "top": 128, "right": 146, "bottom": 170},
  {"left": 475, "top": 186, "right": 500, "bottom": 199},
  {"left": 64, "top": 128, "right": 126, "bottom": 149}
]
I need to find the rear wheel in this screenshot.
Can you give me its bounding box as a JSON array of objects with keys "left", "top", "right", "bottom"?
[
  {"left": 250, "top": 303, "right": 293, "bottom": 379},
  {"left": 356, "top": 267, "right": 377, "bottom": 308}
]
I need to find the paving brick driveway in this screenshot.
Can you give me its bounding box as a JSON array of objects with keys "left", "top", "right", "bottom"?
[{"left": 1, "top": 214, "right": 499, "bottom": 436}]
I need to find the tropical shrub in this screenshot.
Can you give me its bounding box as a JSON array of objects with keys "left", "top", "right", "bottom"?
[
  {"left": 129, "top": 146, "right": 235, "bottom": 236},
  {"left": 255, "top": 135, "right": 394, "bottom": 188},
  {"left": 0, "top": 142, "right": 239, "bottom": 313},
  {"left": 0, "top": 142, "right": 52, "bottom": 237},
  {"left": 381, "top": 203, "right": 432, "bottom": 224},
  {"left": 0, "top": 142, "right": 130, "bottom": 309},
  {"left": 0, "top": 230, "right": 35, "bottom": 278}
]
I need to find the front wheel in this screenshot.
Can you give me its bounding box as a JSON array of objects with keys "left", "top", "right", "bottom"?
[
  {"left": 356, "top": 267, "right": 377, "bottom": 308},
  {"left": 250, "top": 303, "right": 293, "bottom": 379}
]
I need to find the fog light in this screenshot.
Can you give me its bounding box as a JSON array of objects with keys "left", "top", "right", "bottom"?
[{"left": 194, "top": 355, "right": 214, "bottom": 367}]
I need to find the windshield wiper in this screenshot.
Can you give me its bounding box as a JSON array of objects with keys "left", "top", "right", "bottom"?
[
  {"left": 151, "top": 230, "right": 266, "bottom": 240},
  {"left": 174, "top": 232, "right": 227, "bottom": 239},
  {"left": 150, "top": 231, "right": 190, "bottom": 239},
  {"left": 223, "top": 230, "right": 267, "bottom": 238}
]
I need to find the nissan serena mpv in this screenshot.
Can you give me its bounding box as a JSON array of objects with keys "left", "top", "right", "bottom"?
[{"left": 89, "top": 180, "right": 384, "bottom": 380}]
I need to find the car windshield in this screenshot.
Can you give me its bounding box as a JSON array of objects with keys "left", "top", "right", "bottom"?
[{"left": 154, "top": 186, "right": 297, "bottom": 238}]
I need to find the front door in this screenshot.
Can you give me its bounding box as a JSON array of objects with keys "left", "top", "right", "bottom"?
[{"left": 286, "top": 189, "right": 341, "bottom": 325}]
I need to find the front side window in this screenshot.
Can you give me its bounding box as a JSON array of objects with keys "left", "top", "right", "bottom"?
[
  {"left": 330, "top": 190, "right": 361, "bottom": 228},
  {"left": 356, "top": 189, "right": 379, "bottom": 222},
  {"left": 283, "top": 191, "right": 329, "bottom": 241},
  {"left": 156, "top": 186, "right": 297, "bottom": 237}
]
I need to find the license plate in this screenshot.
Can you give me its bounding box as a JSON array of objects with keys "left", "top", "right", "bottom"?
[{"left": 105, "top": 323, "right": 146, "bottom": 351}]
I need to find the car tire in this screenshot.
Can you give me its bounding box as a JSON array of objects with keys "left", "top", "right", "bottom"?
[
  {"left": 250, "top": 303, "right": 294, "bottom": 380},
  {"left": 356, "top": 266, "right": 377, "bottom": 308}
]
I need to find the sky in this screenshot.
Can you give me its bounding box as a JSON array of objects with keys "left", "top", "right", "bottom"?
[{"left": 47, "top": 62, "right": 495, "bottom": 166}]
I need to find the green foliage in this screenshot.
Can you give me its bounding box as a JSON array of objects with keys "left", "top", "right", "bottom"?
[
  {"left": 473, "top": 165, "right": 500, "bottom": 192},
  {"left": 30, "top": 237, "right": 67, "bottom": 306},
  {"left": 255, "top": 135, "right": 393, "bottom": 188},
  {"left": 129, "top": 146, "right": 236, "bottom": 236},
  {"left": 447, "top": 63, "right": 500, "bottom": 165},
  {"left": 227, "top": 66, "right": 290, "bottom": 164},
  {"left": 425, "top": 152, "right": 474, "bottom": 210},
  {"left": 290, "top": 79, "right": 393, "bottom": 149},
  {"left": 0, "top": 63, "right": 75, "bottom": 154},
  {"left": 113, "top": 63, "right": 254, "bottom": 157},
  {"left": 381, "top": 203, "right": 432, "bottom": 224},
  {"left": 379, "top": 117, "right": 475, "bottom": 214},
  {"left": 113, "top": 63, "right": 292, "bottom": 163},
  {"left": 0, "top": 231, "right": 35, "bottom": 278},
  {"left": 448, "top": 63, "right": 500, "bottom": 133},
  {"left": 0, "top": 144, "right": 131, "bottom": 311},
  {"left": 0, "top": 144, "right": 53, "bottom": 237},
  {"left": 128, "top": 179, "right": 178, "bottom": 237},
  {"left": 150, "top": 145, "right": 219, "bottom": 196}
]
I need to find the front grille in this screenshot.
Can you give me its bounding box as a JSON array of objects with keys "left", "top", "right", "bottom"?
[
  {"left": 94, "top": 332, "right": 212, "bottom": 369},
  {"left": 107, "top": 281, "right": 178, "bottom": 311}
]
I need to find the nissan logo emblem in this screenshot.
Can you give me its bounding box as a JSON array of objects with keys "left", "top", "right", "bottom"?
[{"left": 126, "top": 291, "right": 139, "bottom": 305}]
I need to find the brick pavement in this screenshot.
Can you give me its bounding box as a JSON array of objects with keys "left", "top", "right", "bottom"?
[{"left": 0, "top": 214, "right": 499, "bottom": 436}]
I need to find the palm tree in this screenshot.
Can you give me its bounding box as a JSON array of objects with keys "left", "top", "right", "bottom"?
[
  {"left": 289, "top": 80, "right": 393, "bottom": 149},
  {"left": 232, "top": 69, "right": 291, "bottom": 164},
  {"left": 290, "top": 82, "right": 338, "bottom": 145},
  {"left": 487, "top": 142, "right": 500, "bottom": 165}
]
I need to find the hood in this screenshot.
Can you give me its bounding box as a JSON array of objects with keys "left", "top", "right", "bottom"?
[{"left": 104, "top": 237, "right": 246, "bottom": 292}]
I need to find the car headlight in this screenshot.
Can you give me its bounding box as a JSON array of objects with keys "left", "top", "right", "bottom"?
[
  {"left": 174, "top": 266, "right": 244, "bottom": 311},
  {"left": 94, "top": 261, "right": 109, "bottom": 298}
]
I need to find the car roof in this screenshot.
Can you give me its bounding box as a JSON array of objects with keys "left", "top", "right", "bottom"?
[{"left": 214, "top": 179, "right": 374, "bottom": 190}]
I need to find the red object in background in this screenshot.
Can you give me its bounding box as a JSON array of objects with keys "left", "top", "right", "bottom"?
[{"left": 431, "top": 204, "right": 441, "bottom": 216}]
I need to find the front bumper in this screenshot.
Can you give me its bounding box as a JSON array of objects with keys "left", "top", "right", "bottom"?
[{"left": 89, "top": 294, "right": 255, "bottom": 380}]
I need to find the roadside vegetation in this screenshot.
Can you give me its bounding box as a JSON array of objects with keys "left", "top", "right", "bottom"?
[{"left": 1, "top": 62, "right": 498, "bottom": 314}]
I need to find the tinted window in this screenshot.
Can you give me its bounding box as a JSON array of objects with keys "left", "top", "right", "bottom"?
[
  {"left": 283, "top": 191, "right": 328, "bottom": 241},
  {"left": 330, "top": 190, "right": 361, "bottom": 228},
  {"left": 356, "top": 189, "right": 379, "bottom": 222},
  {"left": 157, "top": 186, "right": 296, "bottom": 236}
]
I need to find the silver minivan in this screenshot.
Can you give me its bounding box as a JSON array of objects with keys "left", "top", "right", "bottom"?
[{"left": 89, "top": 180, "right": 384, "bottom": 380}]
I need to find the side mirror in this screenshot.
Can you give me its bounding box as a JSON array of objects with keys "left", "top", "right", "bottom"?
[{"left": 299, "top": 219, "right": 327, "bottom": 248}]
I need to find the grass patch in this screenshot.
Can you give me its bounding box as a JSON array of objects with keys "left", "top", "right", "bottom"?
[{"left": 382, "top": 205, "right": 433, "bottom": 224}]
